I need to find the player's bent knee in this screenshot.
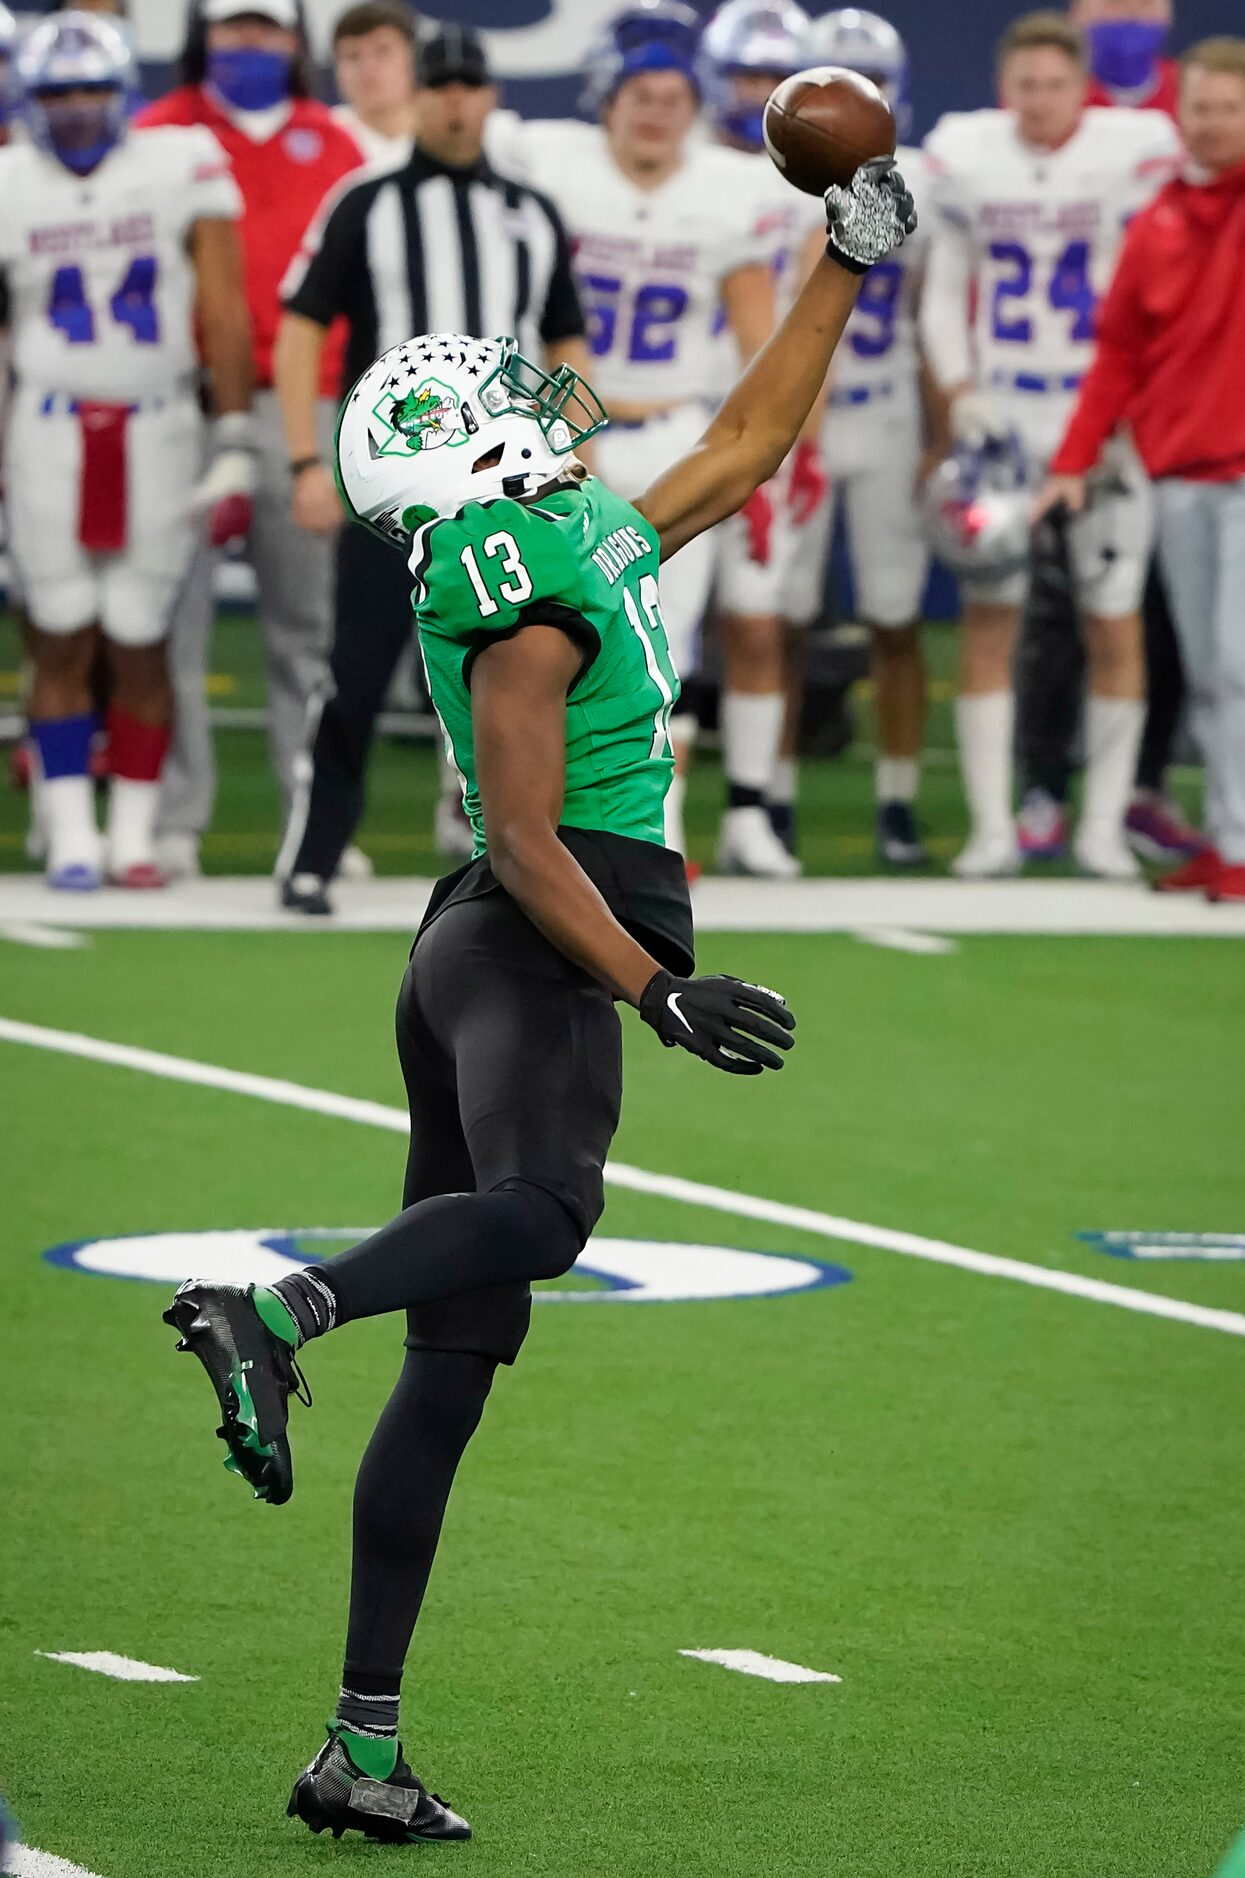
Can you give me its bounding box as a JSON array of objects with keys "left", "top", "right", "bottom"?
[
  {"left": 405, "top": 1285, "right": 533, "bottom": 1369},
  {"left": 490, "top": 1176, "right": 591, "bottom": 1283}
]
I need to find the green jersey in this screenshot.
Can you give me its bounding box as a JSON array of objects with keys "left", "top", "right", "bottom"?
[{"left": 412, "top": 478, "right": 679, "bottom": 857}]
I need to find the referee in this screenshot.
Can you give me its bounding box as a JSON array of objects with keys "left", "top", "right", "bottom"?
[{"left": 273, "top": 24, "right": 589, "bottom": 912}]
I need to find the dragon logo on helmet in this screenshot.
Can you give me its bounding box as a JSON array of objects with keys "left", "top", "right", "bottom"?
[{"left": 376, "top": 380, "right": 466, "bottom": 456}]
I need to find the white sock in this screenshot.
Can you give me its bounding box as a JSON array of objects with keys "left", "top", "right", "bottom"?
[
  {"left": 876, "top": 757, "right": 919, "bottom": 805},
  {"left": 106, "top": 777, "right": 160, "bottom": 873},
  {"left": 955, "top": 693, "right": 1014, "bottom": 840},
  {"left": 43, "top": 775, "right": 101, "bottom": 872},
  {"left": 663, "top": 772, "right": 687, "bottom": 854},
  {"left": 769, "top": 756, "right": 797, "bottom": 806},
  {"left": 1081, "top": 696, "right": 1145, "bottom": 838},
  {"left": 722, "top": 691, "right": 784, "bottom": 793}
]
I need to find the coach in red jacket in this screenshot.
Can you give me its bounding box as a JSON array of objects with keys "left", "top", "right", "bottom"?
[
  {"left": 137, "top": 0, "right": 364, "bottom": 877},
  {"left": 1038, "top": 37, "right": 1245, "bottom": 903}
]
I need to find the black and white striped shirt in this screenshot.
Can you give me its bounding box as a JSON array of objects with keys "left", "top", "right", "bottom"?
[{"left": 281, "top": 143, "right": 585, "bottom": 392}]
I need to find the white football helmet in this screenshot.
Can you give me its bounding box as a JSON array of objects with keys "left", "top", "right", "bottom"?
[
  {"left": 922, "top": 435, "right": 1032, "bottom": 580},
  {"left": 697, "top": 2, "right": 811, "bottom": 148},
  {"left": 803, "top": 8, "right": 911, "bottom": 140},
  {"left": 335, "top": 334, "right": 609, "bottom": 545}
]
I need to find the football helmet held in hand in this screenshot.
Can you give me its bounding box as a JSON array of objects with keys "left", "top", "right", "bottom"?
[{"left": 922, "top": 434, "right": 1033, "bottom": 580}]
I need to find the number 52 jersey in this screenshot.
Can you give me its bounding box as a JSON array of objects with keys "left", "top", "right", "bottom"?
[
  {"left": 0, "top": 124, "right": 241, "bottom": 401},
  {"left": 412, "top": 477, "right": 681, "bottom": 856}
]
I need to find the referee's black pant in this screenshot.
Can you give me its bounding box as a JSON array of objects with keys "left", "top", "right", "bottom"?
[
  {"left": 1016, "top": 548, "right": 1187, "bottom": 803},
  {"left": 288, "top": 521, "right": 417, "bottom": 882}
]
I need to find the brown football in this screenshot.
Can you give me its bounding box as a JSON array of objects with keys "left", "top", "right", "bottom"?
[{"left": 763, "top": 66, "right": 896, "bottom": 196}]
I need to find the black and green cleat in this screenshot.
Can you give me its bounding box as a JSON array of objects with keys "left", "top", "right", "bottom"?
[
  {"left": 163, "top": 1281, "right": 310, "bottom": 1505},
  {"left": 288, "top": 1728, "right": 471, "bottom": 1844}
]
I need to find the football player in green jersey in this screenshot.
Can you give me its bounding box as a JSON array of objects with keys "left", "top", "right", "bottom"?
[{"left": 165, "top": 156, "right": 916, "bottom": 1844}]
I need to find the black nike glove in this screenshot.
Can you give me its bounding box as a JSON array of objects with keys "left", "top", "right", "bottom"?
[
  {"left": 824, "top": 157, "right": 918, "bottom": 275},
  {"left": 639, "top": 969, "right": 796, "bottom": 1076}
]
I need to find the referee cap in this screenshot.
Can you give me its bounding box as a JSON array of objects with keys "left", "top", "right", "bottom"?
[{"left": 419, "top": 22, "right": 491, "bottom": 88}]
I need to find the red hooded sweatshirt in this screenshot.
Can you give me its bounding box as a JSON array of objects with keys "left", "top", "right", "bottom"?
[
  {"left": 136, "top": 88, "right": 362, "bottom": 395},
  {"left": 1053, "top": 158, "right": 1245, "bottom": 484}
]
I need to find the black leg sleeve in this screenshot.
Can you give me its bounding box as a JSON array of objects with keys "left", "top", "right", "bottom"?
[
  {"left": 1015, "top": 514, "right": 1085, "bottom": 803},
  {"left": 1136, "top": 559, "right": 1186, "bottom": 795},
  {"left": 291, "top": 522, "right": 417, "bottom": 883},
  {"left": 342, "top": 1346, "right": 496, "bottom": 1688}
]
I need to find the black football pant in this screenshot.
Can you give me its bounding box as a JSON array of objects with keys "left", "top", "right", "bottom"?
[
  {"left": 1016, "top": 547, "right": 1186, "bottom": 803},
  {"left": 310, "top": 890, "right": 623, "bottom": 1688},
  {"left": 287, "top": 520, "right": 416, "bottom": 884}
]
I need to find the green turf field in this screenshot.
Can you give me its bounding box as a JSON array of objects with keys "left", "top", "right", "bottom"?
[{"left": 2, "top": 925, "right": 1243, "bottom": 1877}]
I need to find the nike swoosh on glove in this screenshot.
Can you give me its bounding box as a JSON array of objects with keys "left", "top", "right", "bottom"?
[
  {"left": 824, "top": 158, "right": 917, "bottom": 275},
  {"left": 189, "top": 412, "right": 259, "bottom": 546},
  {"left": 639, "top": 969, "right": 796, "bottom": 1075}
]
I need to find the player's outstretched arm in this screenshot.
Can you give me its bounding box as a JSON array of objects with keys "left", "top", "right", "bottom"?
[
  {"left": 472, "top": 629, "right": 795, "bottom": 1072},
  {"left": 634, "top": 160, "right": 916, "bottom": 562}
]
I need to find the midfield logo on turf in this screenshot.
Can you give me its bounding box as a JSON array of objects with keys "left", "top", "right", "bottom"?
[{"left": 42, "top": 1228, "right": 853, "bottom": 1303}]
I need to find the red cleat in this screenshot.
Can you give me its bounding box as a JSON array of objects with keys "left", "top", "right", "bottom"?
[
  {"left": 1153, "top": 848, "right": 1222, "bottom": 894},
  {"left": 684, "top": 859, "right": 703, "bottom": 885},
  {"left": 1208, "top": 862, "right": 1245, "bottom": 903},
  {"left": 109, "top": 862, "right": 167, "bottom": 891}
]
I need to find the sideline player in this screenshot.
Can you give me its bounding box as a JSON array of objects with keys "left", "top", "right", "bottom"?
[
  {"left": 489, "top": 1, "right": 780, "bottom": 862},
  {"left": 790, "top": 7, "right": 937, "bottom": 867},
  {"left": 165, "top": 160, "right": 916, "bottom": 1841},
  {"left": 0, "top": 12, "right": 253, "bottom": 889},
  {"left": 698, "top": 0, "right": 827, "bottom": 878},
  {"left": 921, "top": 11, "right": 1180, "bottom": 878}
]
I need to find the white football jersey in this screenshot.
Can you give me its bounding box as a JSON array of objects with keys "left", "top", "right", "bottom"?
[
  {"left": 834, "top": 144, "right": 929, "bottom": 396},
  {"left": 0, "top": 124, "right": 241, "bottom": 402},
  {"left": 487, "top": 116, "right": 772, "bottom": 405},
  {"left": 921, "top": 107, "right": 1180, "bottom": 391}
]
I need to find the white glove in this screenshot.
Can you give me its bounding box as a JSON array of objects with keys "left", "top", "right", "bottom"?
[
  {"left": 950, "top": 388, "right": 1009, "bottom": 449},
  {"left": 824, "top": 158, "right": 918, "bottom": 275},
  {"left": 190, "top": 412, "right": 258, "bottom": 546}
]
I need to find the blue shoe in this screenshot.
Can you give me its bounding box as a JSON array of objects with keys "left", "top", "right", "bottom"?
[
  {"left": 876, "top": 802, "right": 928, "bottom": 868},
  {"left": 47, "top": 861, "right": 102, "bottom": 892}
]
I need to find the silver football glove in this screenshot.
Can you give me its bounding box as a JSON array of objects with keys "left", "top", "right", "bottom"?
[{"left": 824, "top": 158, "right": 917, "bottom": 275}]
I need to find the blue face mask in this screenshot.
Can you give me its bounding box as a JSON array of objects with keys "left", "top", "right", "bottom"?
[
  {"left": 723, "top": 101, "right": 766, "bottom": 150},
  {"left": 207, "top": 46, "right": 292, "bottom": 112},
  {"left": 1087, "top": 19, "right": 1169, "bottom": 93}
]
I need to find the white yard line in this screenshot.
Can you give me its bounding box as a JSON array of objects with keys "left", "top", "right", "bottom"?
[
  {"left": 3, "top": 1015, "right": 1244, "bottom": 1341},
  {"left": 680, "top": 1649, "right": 842, "bottom": 1685},
  {"left": 0, "top": 923, "right": 88, "bottom": 951},
  {"left": 35, "top": 1651, "right": 197, "bottom": 1684},
  {"left": 6, "top": 1849, "right": 108, "bottom": 1878},
  {"left": 1, "top": 874, "right": 1244, "bottom": 936},
  {"left": 853, "top": 926, "right": 957, "bottom": 955}
]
